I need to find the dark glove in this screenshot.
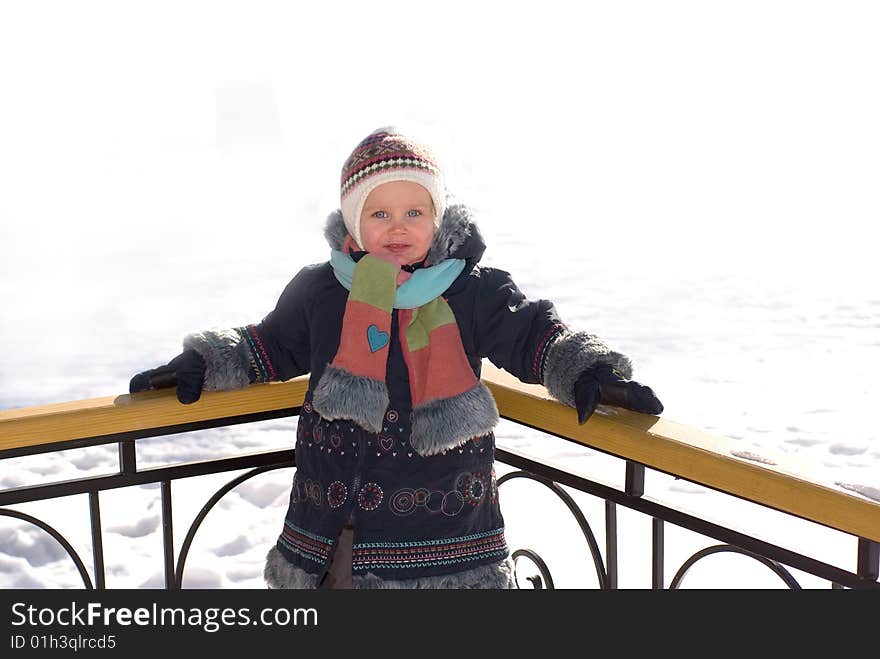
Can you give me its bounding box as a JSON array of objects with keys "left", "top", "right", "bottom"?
[
  {"left": 129, "top": 348, "right": 207, "bottom": 405},
  {"left": 574, "top": 363, "right": 663, "bottom": 424}
]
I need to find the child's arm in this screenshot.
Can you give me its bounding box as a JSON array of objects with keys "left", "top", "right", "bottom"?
[
  {"left": 130, "top": 269, "right": 313, "bottom": 403},
  {"left": 473, "top": 267, "right": 661, "bottom": 421}
]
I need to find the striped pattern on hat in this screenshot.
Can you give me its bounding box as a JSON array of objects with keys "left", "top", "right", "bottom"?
[{"left": 340, "top": 127, "right": 446, "bottom": 249}]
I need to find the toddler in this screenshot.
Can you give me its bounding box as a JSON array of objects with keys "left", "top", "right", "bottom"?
[{"left": 130, "top": 127, "right": 663, "bottom": 589}]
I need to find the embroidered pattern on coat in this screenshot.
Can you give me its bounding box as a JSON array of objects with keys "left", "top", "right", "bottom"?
[
  {"left": 327, "top": 481, "right": 348, "bottom": 509},
  {"left": 351, "top": 529, "right": 508, "bottom": 572},
  {"left": 279, "top": 522, "right": 334, "bottom": 567},
  {"left": 532, "top": 322, "right": 568, "bottom": 382},
  {"left": 238, "top": 324, "right": 277, "bottom": 382},
  {"left": 387, "top": 468, "right": 498, "bottom": 516},
  {"left": 357, "top": 482, "right": 384, "bottom": 511},
  {"left": 291, "top": 474, "right": 323, "bottom": 508}
]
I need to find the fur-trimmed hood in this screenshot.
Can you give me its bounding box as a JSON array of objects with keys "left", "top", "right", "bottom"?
[
  {"left": 180, "top": 196, "right": 636, "bottom": 591},
  {"left": 322, "top": 202, "right": 487, "bottom": 267}
]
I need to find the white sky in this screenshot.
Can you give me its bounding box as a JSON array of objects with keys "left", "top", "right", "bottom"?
[
  {"left": 1, "top": 2, "right": 877, "bottom": 589},
  {"left": 1, "top": 1, "right": 878, "bottom": 274}
]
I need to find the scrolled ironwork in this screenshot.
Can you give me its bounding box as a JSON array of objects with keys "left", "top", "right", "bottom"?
[
  {"left": 497, "top": 470, "right": 609, "bottom": 589},
  {"left": 668, "top": 543, "right": 802, "bottom": 589},
  {"left": 172, "top": 464, "right": 295, "bottom": 589},
  {"left": 1, "top": 386, "right": 876, "bottom": 589},
  {"left": 0, "top": 507, "right": 94, "bottom": 589},
  {"left": 512, "top": 548, "right": 554, "bottom": 589}
]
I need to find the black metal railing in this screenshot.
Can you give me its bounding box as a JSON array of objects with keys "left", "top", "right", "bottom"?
[
  {"left": 2, "top": 373, "right": 879, "bottom": 590},
  {"left": 0, "top": 365, "right": 880, "bottom": 589}
]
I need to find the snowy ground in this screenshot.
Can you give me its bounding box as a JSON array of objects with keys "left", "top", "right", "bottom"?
[{"left": 1, "top": 1, "right": 878, "bottom": 589}]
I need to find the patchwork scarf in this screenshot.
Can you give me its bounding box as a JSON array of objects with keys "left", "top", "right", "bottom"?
[{"left": 312, "top": 250, "right": 499, "bottom": 456}]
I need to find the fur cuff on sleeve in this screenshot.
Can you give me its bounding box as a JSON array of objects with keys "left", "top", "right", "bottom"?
[
  {"left": 541, "top": 330, "right": 633, "bottom": 407},
  {"left": 183, "top": 328, "right": 252, "bottom": 391}
]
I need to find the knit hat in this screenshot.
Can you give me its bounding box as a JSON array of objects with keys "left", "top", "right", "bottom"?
[{"left": 340, "top": 126, "right": 446, "bottom": 249}]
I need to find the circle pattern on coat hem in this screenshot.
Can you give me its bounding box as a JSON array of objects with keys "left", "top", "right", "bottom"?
[
  {"left": 357, "top": 482, "right": 384, "bottom": 511},
  {"left": 390, "top": 489, "right": 415, "bottom": 515},
  {"left": 327, "top": 481, "right": 348, "bottom": 509},
  {"left": 389, "top": 487, "right": 469, "bottom": 516}
]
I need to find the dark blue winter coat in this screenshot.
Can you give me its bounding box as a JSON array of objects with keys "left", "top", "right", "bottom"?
[{"left": 184, "top": 204, "right": 633, "bottom": 589}]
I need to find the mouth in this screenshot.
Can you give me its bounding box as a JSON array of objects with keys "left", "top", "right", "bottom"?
[{"left": 384, "top": 244, "right": 410, "bottom": 252}]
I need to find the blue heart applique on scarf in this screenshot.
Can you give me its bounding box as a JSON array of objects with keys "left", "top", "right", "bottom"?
[{"left": 367, "top": 324, "right": 389, "bottom": 352}]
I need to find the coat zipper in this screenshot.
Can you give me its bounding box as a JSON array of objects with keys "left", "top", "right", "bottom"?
[{"left": 348, "top": 427, "right": 365, "bottom": 525}]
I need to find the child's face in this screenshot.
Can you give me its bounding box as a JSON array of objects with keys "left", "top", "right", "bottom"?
[{"left": 358, "top": 180, "right": 436, "bottom": 266}]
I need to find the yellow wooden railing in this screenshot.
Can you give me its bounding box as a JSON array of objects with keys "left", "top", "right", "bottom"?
[{"left": 1, "top": 364, "right": 879, "bottom": 546}]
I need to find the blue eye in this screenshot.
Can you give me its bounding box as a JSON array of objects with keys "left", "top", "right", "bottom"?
[
  {"left": 373, "top": 210, "right": 388, "bottom": 219},
  {"left": 407, "top": 209, "right": 422, "bottom": 218}
]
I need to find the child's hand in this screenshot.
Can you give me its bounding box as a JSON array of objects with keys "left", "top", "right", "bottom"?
[
  {"left": 574, "top": 363, "right": 663, "bottom": 424},
  {"left": 129, "top": 349, "right": 206, "bottom": 404}
]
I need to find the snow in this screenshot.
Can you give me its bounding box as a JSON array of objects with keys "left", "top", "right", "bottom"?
[{"left": 1, "top": 1, "right": 879, "bottom": 589}]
